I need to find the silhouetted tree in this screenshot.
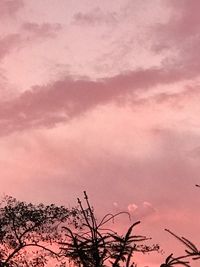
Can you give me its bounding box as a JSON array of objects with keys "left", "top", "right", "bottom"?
[
  {"left": 0, "top": 195, "right": 80, "bottom": 267},
  {"left": 60, "top": 191, "right": 159, "bottom": 267}
]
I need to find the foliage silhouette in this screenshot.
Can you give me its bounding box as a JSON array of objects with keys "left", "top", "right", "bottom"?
[
  {"left": 60, "top": 191, "right": 159, "bottom": 267},
  {"left": 1, "top": 189, "right": 198, "bottom": 266},
  {"left": 160, "top": 186, "right": 200, "bottom": 267},
  {"left": 0, "top": 195, "right": 80, "bottom": 267},
  {"left": 160, "top": 230, "right": 200, "bottom": 267}
]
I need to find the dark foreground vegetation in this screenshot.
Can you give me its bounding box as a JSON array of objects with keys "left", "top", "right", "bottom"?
[{"left": 0, "top": 191, "right": 199, "bottom": 267}]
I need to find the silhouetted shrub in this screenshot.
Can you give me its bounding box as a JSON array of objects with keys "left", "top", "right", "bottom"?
[{"left": 60, "top": 191, "right": 159, "bottom": 267}]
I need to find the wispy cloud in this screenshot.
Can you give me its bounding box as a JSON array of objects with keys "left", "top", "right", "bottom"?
[
  {"left": 0, "top": 65, "right": 199, "bottom": 136},
  {"left": 153, "top": 1, "right": 200, "bottom": 81},
  {"left": 0, "top": 34, "right": 21, "bottom": 60},
  {"left": 72, "top": 8, "right": 118, "bottom": 26},
  {"left": 22, "top": 22, "right": 62, "bottom": 39},
  {"left": 0, "top": 0, "right": 23, "bottom": 18}
]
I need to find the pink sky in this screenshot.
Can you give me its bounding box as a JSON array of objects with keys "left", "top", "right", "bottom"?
[{"left": 0, "top": 0, "right": 200, "bottom": 266}]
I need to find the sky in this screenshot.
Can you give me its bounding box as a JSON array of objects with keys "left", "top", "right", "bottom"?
[{"left": 0, "top": 0, "right": 200, "bottom": 266}]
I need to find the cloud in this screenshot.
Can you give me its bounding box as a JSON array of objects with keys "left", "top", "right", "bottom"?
[
  {"left": 127, "top": 203, "right": 138, "bottom": 213},
  {"left": 22, "top": 22, "right": 62, "bottom": 39},
  {"left": 72, "top": 8, "right": 118, "bottom": 26},
  {"left": 163, "top": 1, "right": 200, "bottom": 40},
  {"left": 0, "top": 23, "right": 61, "bottom": 61},
  {"left": 0, "top": 87, "right": 199, "bottom": 265},
  {"left": 153, "top": 1, "right": 200, "bottom": 81},
  {"left": 127, "top": 201, "right": 156, "bottom": 219},
  {"left": 0, "top": 0, "right": 23, "bottom": 18},
  {"left": 0, "top": 70, "right": 178, "bottom": 135},
  {"left": 143, "top": 201, "right": 154, "bottom": 208},
  {"left": 0, "top": 34, "right": 21, "bottom": 60},
  {"left": 0, "top": 3, "right": 199, "bottom": 266},
  {"left": 0, "top": 64, "right": 200, "bottom": 136},
  {"left": 0, "top": 106, "right": 198, "bottom": 207},
  {"left": 153, "top": 1, "right": 200, "bottom": 49}
]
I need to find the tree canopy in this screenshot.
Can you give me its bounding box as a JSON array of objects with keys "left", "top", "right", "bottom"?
[{"left": 0, "top": 195, "right": 80, "bottom": 267}]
